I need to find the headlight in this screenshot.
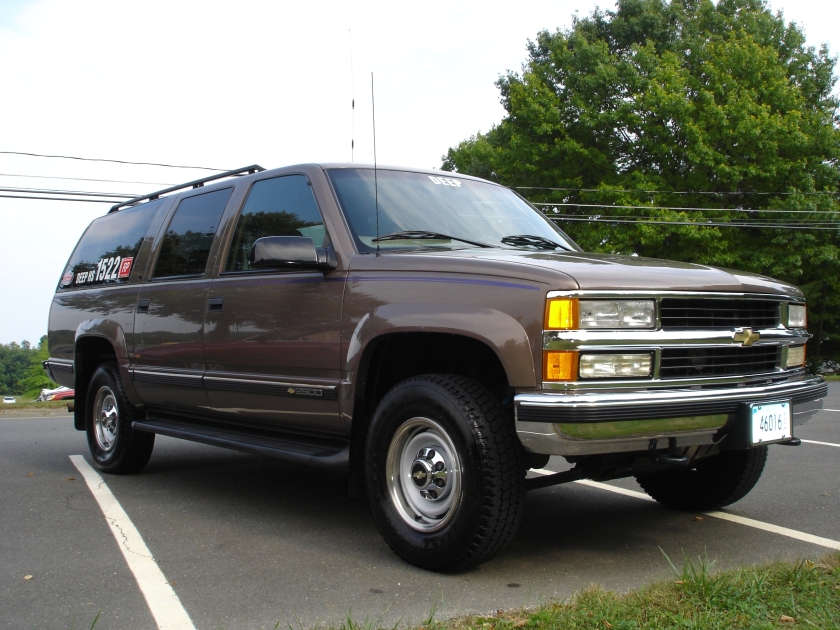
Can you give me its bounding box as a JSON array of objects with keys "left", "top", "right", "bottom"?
[
  {"left": 786, "top": 345, "right": 806, "bottom": 368},
  {"left": 545, "top": 298, "right": 655, "bottom": 330},
  {"left": 787, "top": 304, "right": 807, "bottom": 328},
  {"left": 579, "top": 353, "right": 652, "bottom": 379}
]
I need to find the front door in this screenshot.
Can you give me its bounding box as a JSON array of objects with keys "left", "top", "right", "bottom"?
[
  {"left": 132, "top": 187, "right": 234, "bottom": 410},
  {"left": 203, "top": 174, "right": 344, "bottom": 434}
]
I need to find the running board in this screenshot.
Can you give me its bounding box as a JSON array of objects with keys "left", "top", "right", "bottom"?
[{"left": 133, "top": 414, "right": 349, "bottom": 469}]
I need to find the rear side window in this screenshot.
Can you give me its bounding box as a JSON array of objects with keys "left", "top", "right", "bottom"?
[
  {"left": 226, "top": 175, "right": 325, "bottom": 272},
  {"left": 58, "top": 200, "right": 162, "bottom": 290},
  {"left": 153, "top": 187, "right": 233, "bottom": 279}
]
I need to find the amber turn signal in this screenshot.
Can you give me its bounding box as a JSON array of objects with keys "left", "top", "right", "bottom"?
[
  {"left": 545, "top": 298, "right": 578, "bottom": 330},
  {"left": 543, "top": 350, "right": 578, "bottom": 381}
]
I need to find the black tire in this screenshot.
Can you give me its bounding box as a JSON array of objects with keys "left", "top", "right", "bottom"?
[
  {"left": 365, "top": 374, "right": 525, "bottom": 572},
  {"left": 85, "top": 362, "right": 154, "bottom": 474},
  {"left": 636, "top": 447, "right": 768, "bottom": 511}
]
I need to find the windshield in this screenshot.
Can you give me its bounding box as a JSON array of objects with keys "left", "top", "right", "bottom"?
[{"left": 326, "top": 168, "right": 580, "bottom": 253}]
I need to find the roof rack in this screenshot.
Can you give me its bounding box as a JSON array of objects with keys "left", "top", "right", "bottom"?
[{"left": 108, "top": 164, "right": 265, "bottom": 213}]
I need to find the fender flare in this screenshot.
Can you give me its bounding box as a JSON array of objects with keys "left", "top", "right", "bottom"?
[{"left": 345, "top": 302, "right": 536, "bottom": 388}]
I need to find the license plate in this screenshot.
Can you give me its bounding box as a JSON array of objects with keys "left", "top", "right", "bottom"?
[{"left": 750, "top": 401, "right": 791, "bottom": 444}]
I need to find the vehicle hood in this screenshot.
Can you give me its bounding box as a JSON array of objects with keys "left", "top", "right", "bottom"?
[
  {"left": 475, "top": 250, "right": 801, "bottom": 295},
  {"left": 351, "top": 248, "right": 801, "bottom": 297}
]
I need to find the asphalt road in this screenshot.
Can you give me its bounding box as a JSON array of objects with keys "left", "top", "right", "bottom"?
[{"left": 2, "top": 386, "right": 838, "bottom": 630}]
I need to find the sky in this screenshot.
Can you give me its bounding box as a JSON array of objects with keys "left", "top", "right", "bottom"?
[{"left": 0, "top": 0, "right": 838, "bottom": 345}]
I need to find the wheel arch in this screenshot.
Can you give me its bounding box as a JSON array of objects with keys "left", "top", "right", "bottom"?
[{"left": 73, "top": 320, "right": 133, "bottom": 431}]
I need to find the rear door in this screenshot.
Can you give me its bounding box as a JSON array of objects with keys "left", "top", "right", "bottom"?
[
  {"left": 204, "top": 174, "right": 345, "bottom": 434},
  {"left": 132, "top": 187, "right": 233, "bottom": 410}
]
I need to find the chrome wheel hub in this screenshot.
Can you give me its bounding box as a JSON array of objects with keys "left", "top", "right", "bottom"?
[
  {"left": 93, "top": 386, "right": 119, "bottom": 452},
  {"left": 410, "top": 447, "right": 448, "bottom": 500},
  {"left": 386, "top": 417, "right": 462, "bottom": 532}
]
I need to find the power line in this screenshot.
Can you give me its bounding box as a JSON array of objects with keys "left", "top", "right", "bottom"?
[
  {"left": 0, "top": 172, "right": 174, "bottom": 186},
  {"left": 0, "top": 186, "right": 137, "bottom": 198},
  {"left": 0, "top": 151, "right": 227, "bottom": 172},
  {"left": 0, "top": 194, "right": 116, "bottom": 203},
  {"left": 517, "top": 185, "right": 839, "bottom": 196},
  {"left": 547, "top": 216, "right": 840, "bottom": 230},
  {"left": 535, "top": 202, "right": 840, "bottom": 215}
]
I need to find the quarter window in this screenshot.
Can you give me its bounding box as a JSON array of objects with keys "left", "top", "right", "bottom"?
[
  {"left": 58, "top": 199, "right": 162, "bottom": 289},
  {"left": 154, "top": 188, "right": 233, "bottom": 278},
  {"left": 226, "top": 175, "right": 325, "bottom": 272}
]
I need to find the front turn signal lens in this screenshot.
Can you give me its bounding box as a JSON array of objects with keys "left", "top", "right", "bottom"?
[
  {"left": 545, "top": 298, "right": 578, "bottom": 330},
  {"left": 544, "top": 351, "right": 578, "bottom": 381}
]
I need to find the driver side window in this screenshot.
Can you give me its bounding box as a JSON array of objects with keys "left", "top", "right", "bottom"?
[{"left": 226, "top": 175, "right": 326, "bottom": 272}]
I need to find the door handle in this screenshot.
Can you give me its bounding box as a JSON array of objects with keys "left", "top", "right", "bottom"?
[
  {"left": 136, "top": 299, "right": 150, "bottom": 314},
  {"left": 208, "top": 296, "right": 224, "bottom": 313}
]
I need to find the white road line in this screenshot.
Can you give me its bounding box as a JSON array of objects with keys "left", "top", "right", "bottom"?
[
  {"left": 530, "top": 468, "right": 840, "bottom": 551},
  {"left": 823, "top": 408, "right": 840, "bottom": 412},
  {"left": 704, "top": 511, "right": 840, "bottom": 550},
  {"left": 801, "top": 439, "right": 840, "bottom": 448},
  {"left": 70, "top": 455, "right": 196, "bottom": 630}
]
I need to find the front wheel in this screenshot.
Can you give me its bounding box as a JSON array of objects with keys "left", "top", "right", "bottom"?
[
  {"left": 365, "top": 375, "right": 524, "bottom": 572},
  {"left": 86, "top": 362, "right": 155, "bottom": 474},
  {"left": 636, "top": 447, "right": 768, "bottom": 511}
]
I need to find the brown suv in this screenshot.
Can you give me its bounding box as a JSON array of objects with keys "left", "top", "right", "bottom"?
[{"left": 45, "top": 164, "right": 826, "bottom": 571}]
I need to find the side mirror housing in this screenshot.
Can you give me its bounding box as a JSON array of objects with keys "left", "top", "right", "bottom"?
[{"left": 250, "top": 236, "right": 337, "bottom": 270}]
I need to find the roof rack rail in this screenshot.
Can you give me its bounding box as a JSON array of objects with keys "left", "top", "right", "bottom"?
[{"left": 108, "top": 164, "right": 265, "bottom": 213}]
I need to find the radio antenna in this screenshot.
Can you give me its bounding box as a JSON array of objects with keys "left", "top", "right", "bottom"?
[
  {"left": 372, "top": 72, "right": 380, "bottom": 256},
  {"left": 349, "top": 30, "right": 355, "bottom": 162}
]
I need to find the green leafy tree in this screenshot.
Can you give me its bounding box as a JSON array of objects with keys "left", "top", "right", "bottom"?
[
  {"left": 18, "top": 336, "right": 57, "bottom": 399},
  {"left": 443, "top": 0, "right": 840, "bottom": 365}
]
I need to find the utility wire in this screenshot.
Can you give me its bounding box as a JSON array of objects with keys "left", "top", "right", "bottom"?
[
  {"left": 0, "top": 151, "right": 227, "bottom": 172},
  {"left": 517, "top": 185, "right": 840, "bottom": 196},
  {"left": 547, "top": 216, "right": 840, "bottom": 230},
  {"left": 0, "top": 186, "right": 137, "bottom": 198},
  {"left": 0, "top": 172, "right": 174, "bottom": 186},
  {"left": 535, "top": 202, "right": 840, "bottom": 215},
  {"left": 0, "top": 194, "right": 116, "bottom": 203}
]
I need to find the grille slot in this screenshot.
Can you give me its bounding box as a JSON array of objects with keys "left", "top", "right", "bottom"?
[
  {"left": 660, "top": 298, "right": 780, "bottom": 329},
  {"left": 659, "top": 346, "right": 780, "bottom": 379}
]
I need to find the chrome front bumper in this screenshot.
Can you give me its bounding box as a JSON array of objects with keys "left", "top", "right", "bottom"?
[{"left": 515, "top": 376, "right": 827, "bottom": 457}]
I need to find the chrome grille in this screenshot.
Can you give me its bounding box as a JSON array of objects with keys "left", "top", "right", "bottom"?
[
  {"left": 660, "top": 298, "right": 780, "bottom": 329},
  {"left": 659, "top": 346, "right": 780, "bottom": 379}
]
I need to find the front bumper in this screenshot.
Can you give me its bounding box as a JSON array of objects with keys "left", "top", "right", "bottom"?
[{"left": 515, "top": 376, "right": 826, "bottom": 456}]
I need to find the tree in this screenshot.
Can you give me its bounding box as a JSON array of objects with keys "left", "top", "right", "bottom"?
[
  {"left": 443, "top": 0, "right": 840, "bottom": 365},
  {"left": 18, "top": 336, "right": 57, "bottom": 399}
]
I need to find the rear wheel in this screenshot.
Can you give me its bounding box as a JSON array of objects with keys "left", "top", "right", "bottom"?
[
  {"left": 365, "top": 375, "right": 524, "bottom": 572},
  {"left": 86, "top": 362, "right": 154, "bottom": 474},
  {"left": 636, "top": 447, "right": 768, "bottom": 511}
]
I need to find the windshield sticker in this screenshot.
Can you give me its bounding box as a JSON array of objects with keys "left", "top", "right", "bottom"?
[
  {"left": 60, "top": 270, "right": 74, "bottom": 286},
  {"left": 118, "top": 257, "right": 133, "bottom": 279},
  {"left": 428, "top": 175, "right": 462, "bottom": 187}
]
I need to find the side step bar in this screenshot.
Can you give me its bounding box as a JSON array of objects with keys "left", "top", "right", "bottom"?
[{"left": 133, "top": 414, "right": 349, "bottom": 469}]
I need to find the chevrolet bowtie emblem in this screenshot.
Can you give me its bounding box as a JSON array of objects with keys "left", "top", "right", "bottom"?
[{"left": 733, "top": 328, "right": 760, "bottom": 347}]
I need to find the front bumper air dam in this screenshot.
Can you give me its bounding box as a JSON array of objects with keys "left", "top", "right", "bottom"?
[{"left": 515, "top": 376, "right": 826, "bottom": 457}]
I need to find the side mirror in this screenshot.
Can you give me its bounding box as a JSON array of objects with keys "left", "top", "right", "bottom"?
[{"left": 250, "top": 236, "right": 337, "bottom": 270}]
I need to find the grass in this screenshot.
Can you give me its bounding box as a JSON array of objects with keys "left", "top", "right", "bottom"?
[
  {"left": 819, "top": 374, "right": 840, "bottom": 381},
  {"left": 0, "top": 398, "right": 71, "bottom": 411},
  {"left": 423, "top": 554, "right": 840, "bottom": 630}
]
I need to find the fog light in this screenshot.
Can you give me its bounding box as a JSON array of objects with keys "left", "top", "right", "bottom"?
[
  {"left": 579, "top": 353, "right": 652, "bottom": 379},
  {"left": 579, "top": 300, "right": 655, "bottom": 329},
  {"left": 786, "top": 345, "right": 806, "bottom": 368},
  {"left": 787, "top": 304, "right": 807, "bottom": 328}
]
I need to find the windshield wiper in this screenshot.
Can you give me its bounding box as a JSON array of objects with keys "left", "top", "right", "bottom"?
[
  {"left": 372, "top": 230, "right": 493, "bottom": 249},
  {"left": 501, "top": 234, "right": 568, "bottom": 251}
]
